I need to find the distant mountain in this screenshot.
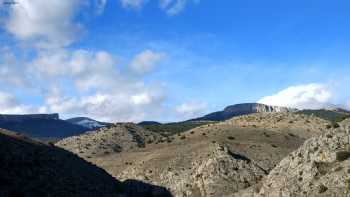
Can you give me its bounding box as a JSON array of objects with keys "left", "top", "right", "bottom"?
[
  {"left": 0, "top": 114, "right": 89, "bottom": 140},
  {"left": 66, "top": 117, "right": 111, "bottom": 130},
  {"left": 138, "top": 121, "right": 162, "bottom": 126},
  {"left": 190, "top": 103, "right": 296, "bottom": 121}
]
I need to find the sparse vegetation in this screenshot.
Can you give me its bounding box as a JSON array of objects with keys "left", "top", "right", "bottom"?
[
  {"left": 139, "top": 121, "right": 214, "bottom": 136},
  {"left": 298, "top": 109, "right": 350, "bottom": 123}
]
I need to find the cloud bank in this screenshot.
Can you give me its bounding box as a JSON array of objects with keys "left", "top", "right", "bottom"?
[{"left": 258, "top": 83, "right": 333, "bottom": 109}]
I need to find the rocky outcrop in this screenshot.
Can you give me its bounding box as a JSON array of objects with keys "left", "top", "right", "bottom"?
[
  {"left": 116, "top": 143, "right": 267, "bottom": 197},
  {"left": 56, "top": 123, "right": 162, "bottom": 159},
  {"left": 256, "top": 127, "right": 350, "bottom": 197},
  {"left": 192, "top": 144, "right": 267, "bottom": 197},
  {"left": 191, "top": 103, "right": 296, "bottom": 121}
]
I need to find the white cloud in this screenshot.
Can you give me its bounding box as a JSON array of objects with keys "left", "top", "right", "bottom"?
[
  {"left": 159, "top": 0, "right": 199, "bottom": 15},
  {"left": 30, "top": 49, "right": 118, "bottom": 91},
  {"left": 258, "top": 83, "right": 333, "bottom": 109},
  {"left": 129, "top": 50, "right": 166, "bottom": 75},
  {"left": 4, "top": 0, "right": 82, "bottom": 48},
  {"left": 40, "top": 89, "right": 166, "bottom": 122},
  {"left": 176, "top": 101, "right": 207, "bottom": 119},
  {"left": 120, "top": 0, "right": 147, "bottom": 9},
  {"left": 24, "top": 48, "right": 169, "bottom": 122},
  {"left": 0, "top": 91, "right": 36, "bottom": 114}
]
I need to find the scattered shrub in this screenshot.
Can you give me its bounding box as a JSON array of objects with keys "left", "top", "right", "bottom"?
[{"left": 227, "top": 136, "right": 235, "bottom": 140}]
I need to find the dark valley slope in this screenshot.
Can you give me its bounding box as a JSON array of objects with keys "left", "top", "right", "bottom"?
[{"left": 0, "top": 128, "right": 172, "bottom": 197}]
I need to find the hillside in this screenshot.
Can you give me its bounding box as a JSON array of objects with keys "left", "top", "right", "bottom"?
[
  {"left": 224, "top": 112, "right": 331, "bottom": 138},
  {"left": 56, "top": 123, "right": 162, "bottom": 159},
  {"left": 191, "top": 103, "right": 295, "bottom": 121},
  {"left": 297, "top": 109, "right": 350, "bottom": 123},
  {"left": 139, "top": 121, "right": 215, "bottom": 136},
  {"left": 0, "top": 128, "right": 123, "bottom": 197},
  {"left": 68, "top": 112, "right": 331, "bottom": 196},
  {"left": 254, "top": 127, "right": 350, "bottom": 197},
  {"left": 0, "top": 128, "right": 172, "bottom": 197}
]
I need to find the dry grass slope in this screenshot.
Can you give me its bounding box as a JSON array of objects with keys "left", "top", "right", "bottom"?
[{"left": 76, "top": 112, "right": 332, "bottom": 196}]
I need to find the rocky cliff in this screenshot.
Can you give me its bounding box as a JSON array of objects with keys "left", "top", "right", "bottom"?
[
  {"left": 254, "top": 127, "right": 350, "bottom": 197},
  {"left": 191, "top": 103, "right": 296, "bottom": 121}
]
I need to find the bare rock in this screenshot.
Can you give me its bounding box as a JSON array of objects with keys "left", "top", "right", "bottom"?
[{"left": 257, "top": 128, "right": 350, "bottom": 197}]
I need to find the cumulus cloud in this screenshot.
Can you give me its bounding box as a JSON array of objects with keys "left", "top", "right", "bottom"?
[
  {"left": 19, "top": 48, "right": 168, "bottom": 122},
  {"left": 176, "top": 101, "right": 207, "bottom": 119},
  {"left": 0, "top": 91, "right": 36, "bottom": 114},
  {"left": 39, "top": 87, "right": 166, "bottom": 122},
  {"left": 129, "top": 50, "right": 166, "bottom": 75},
  {"left": 30, "top": 49, "right": 118, "bottom": 92},
  {"left": 3, "top": 0, "right": 82, "bottom": 48},
  {"left": 258, "top": 83, "right": 333, "bottom": 109}
]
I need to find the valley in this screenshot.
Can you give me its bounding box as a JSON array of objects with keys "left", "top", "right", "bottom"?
[{"left": 2, "top": 103, "right": 350, "bottom": 196}]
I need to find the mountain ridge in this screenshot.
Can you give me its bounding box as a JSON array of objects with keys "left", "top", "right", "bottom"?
[{"left": 190, "top": 103, "right": 296, "bottom": 121}]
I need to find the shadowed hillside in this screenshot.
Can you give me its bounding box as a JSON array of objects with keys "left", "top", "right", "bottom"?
[{"left": 0, "top": 129, "right": 172, "bottom": 197}]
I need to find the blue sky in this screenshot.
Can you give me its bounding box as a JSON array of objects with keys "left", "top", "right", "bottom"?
[{"left": 0, "top": 0, "right": 349, "bottom": 122}]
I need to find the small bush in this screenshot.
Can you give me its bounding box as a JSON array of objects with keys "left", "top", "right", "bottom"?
[
  {"left": 227, "top": 136, "right": 235, "bottom": 140},
  {"left": 180, "top": 135, "right": 186, "bottom": 140},
  {"left": 332, "top": 123, "right": 340, "bottom": 128},
  {"left": 318, "top": 184, "right": 328, "bottom": 193}
]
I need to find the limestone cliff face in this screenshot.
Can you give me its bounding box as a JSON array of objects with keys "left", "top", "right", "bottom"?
[
  {"left": 224, "top": 103, "right": 293, "bottom": 114},
  {"left": 192, "top": 103, "right": 295, "bottom": 121}
]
